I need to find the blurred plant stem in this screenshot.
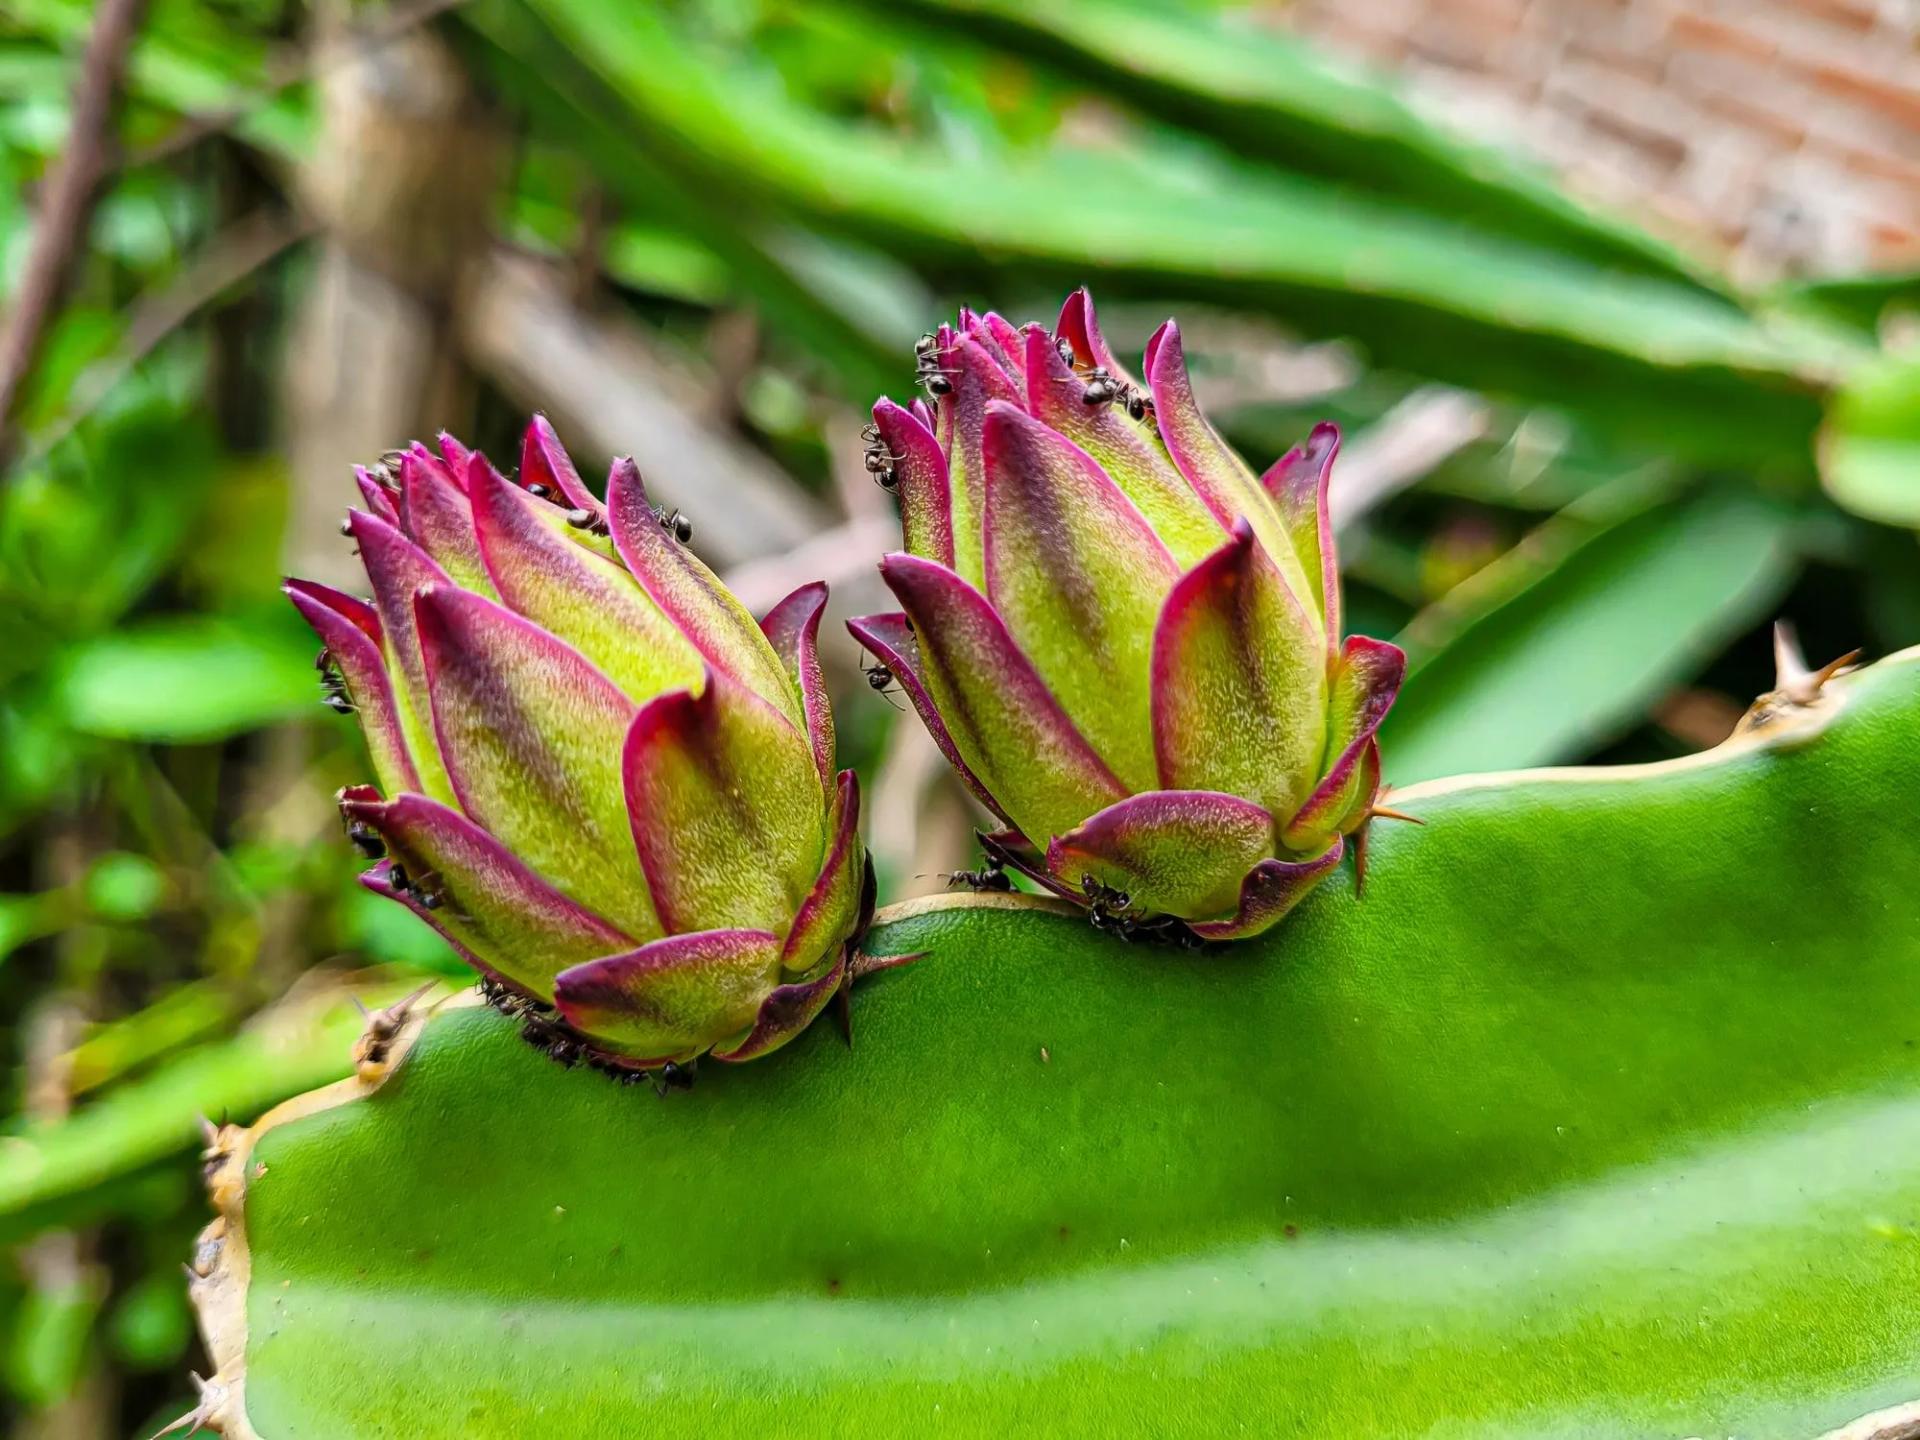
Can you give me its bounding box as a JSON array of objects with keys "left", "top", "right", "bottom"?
[{"left": 0, "top": 0, "right": 147, "bottom": 468}]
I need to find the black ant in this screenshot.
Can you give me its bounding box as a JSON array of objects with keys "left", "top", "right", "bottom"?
[
  {"left": 317, "top": 649, "right": 355, "bottom": 714},
  {"left": 944, "top": 858, "right": 1013, "bottom": 892},
  {"left": 862, "top": 423, "right": 903, "bottom": 490},
  {"left": 565, "top": 507, "right": 611, "bottom": 537},
  {"left": 343, "top": 818, "right": 385, "bottom": 859},
  {"left": 387, "top": 862, "right": 448, "bottom": 911},
  {"left": 655, "top": 507, "right": 694, "bottom": 543},
  {"left": 914, "top": 333, "right": 955, "bottom": 397},
  {"left": 1077, "top": 367, "right": 1152, "bottom": 421},
  {"left": 862, "top": 660, "right": 905, "bottom": 710},
  {"left": 1078, "top": 875, "right": 1201, "bottom": 947}
]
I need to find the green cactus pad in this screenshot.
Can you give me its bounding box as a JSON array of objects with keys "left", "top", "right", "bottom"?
[{"left": 185, "top": 649, "right": 1920, "bottom": 1439}]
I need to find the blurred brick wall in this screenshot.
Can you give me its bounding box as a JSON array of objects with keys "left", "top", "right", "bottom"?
[{"left": 1283, "top": 0, "right": 1920, "bottom": 278}]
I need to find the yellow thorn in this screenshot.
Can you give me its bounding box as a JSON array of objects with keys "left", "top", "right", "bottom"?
[{"left": 1369, "top": 804, "right": 1424, "bottom": 826}]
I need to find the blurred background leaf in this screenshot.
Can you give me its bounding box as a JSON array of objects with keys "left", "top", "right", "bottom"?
[{"left": 1, "top": 0, "right": 1917, "bottom": 1431}]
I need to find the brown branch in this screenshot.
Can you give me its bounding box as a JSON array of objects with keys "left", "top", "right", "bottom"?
[
  {"left": 0, "top": 0, "right": 149, "bottom": 467},
  {"left": 19, "top": 208, "right": 314, "bottom": 463}
]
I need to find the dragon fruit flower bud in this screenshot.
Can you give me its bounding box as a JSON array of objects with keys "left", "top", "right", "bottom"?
[
  {"left": 289, "top": 418, "right": 870, "bottom": 1069},
  {"left": 850, "top": 291, "right": 1405, "bottom": 941}
]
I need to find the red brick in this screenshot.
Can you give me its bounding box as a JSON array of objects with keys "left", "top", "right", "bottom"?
[
  {"left": 1668, "top": 11, "right": 1780, "bottom": 63},
  {"left": 1803, "top": 59, "right": 1920, "bottom": 130}
]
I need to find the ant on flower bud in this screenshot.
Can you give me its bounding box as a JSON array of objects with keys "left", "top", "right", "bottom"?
[
  {"left": 565, "top": 507, "right": 611, "bottom": 537},
  {"left": 654, "top": 507, "right": 694, "bottom": 544},
  {"left": 914, "top": 333, "right": 955, "bottom": 397},
  {"left": 526, "top": 483, "right": 551, "bottom": 500},
  {"left": 944, "top": 859, "right": 1013, "bottom": 892},
  {"left": 862, "top": 660, "right": 905, "bottom": 710},
  {"left": 862, "top": 423, "right": 903, "bottom": 490},
  {"left": 316, "top": 649, "right": 355, "bottom": 714}
]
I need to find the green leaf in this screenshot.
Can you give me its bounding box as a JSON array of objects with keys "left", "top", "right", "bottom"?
[
  {"left": 190, "top": 649, "right": 1920, "bottom": 1438},
  {"left": 874, "top": 0, "right": 1711, "bottom": 288},
  {"left": 1820, "top": 346, "right": 1920, "bottom": 527},
  {"left": 53, "top": 610, "right": 318, "bottom": 743},
  {"left": 1379, "top": 482, "right": 1799, "bottom": 783}
]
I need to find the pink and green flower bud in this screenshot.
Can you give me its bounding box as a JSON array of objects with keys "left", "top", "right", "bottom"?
[
  {"left": 850, "top": 291, "right": 1405, "bottom": 941},
  {"left": 290, "top": 419, "right": 870, "bottom": 1070}
]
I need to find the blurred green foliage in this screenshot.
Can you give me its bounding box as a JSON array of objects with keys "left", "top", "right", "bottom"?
[{"left": 0, "top": 0, "right": 1916, "bottom": 1432}]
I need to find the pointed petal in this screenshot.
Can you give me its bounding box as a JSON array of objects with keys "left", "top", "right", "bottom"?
[
  {"left": 399, "top": 451, "right": 496, "bottom": 599},
  {"left": 982, "top": 400, "right": 1176, "bottom": 789},
  {"left": 878, "top": 554, "right": 1126, "bottom": 844},
  {"left": 284, "top": 577, "right": 378, "bottom": 646},
  {"left": 1342, "top": 738, "right": 1383, "bottom": 838},
  {"left": 436, "top": 431, "right": 472, "bottom": 476},
  {"left": 845, "top": 612, "right": 1011, "bottom": 826},
  {"left": 605, "top": 456, "right": 800, "bottom": 724},
  {"left": 1151, "top": 522, "right": 1327, "bottom": 818},
  {"left": 935, "top": 334, "right": 1023, "bottom": 590},
  {"left": 354, "top": 467, "right": 400, "bottom": 526},
  {"left": 872, "top": 398, "right": 953, "bottom": 568},
  {"left": 519, "top": 414, "right": 604, "bottom": 518},
  {"left": 979, "top": 311, "right": 1027, "bottom": 378},
  {"left": 1261, "top": 422, "right": 1342, "bottom": 644},
  {"left": 1187, "top": 839, "right": 1344, "bottom": 942},
  {"left": 910, "top": 397, "right": 935, "bottom": 431},
  {"left": 1054, "top": 287, "right": 1130, "bottom": 382},
  {"left": 347, "top": 509, "right": 457, "bottom": 806},
  {"left": 342, "top": 792, "right": 633, "bottom": 997},
  {"left": 467, "top": 457, "right": 703, "bottom": 705},
  {"left": 757, "top": 581, "right": 835, "bottom": 790},
  {"left": 622, "top": 667, "right": 822, "bottom": 937},
  {"left": 413, "top": 583, "right": 657, "bottom": 938},
  {"left": 554, "top": 928, "right": 782, "bottom": 1063},
  {"left": 779, "top": 770, "right": 862, "bottom": 973},
  {"left": 711, "top": 952, "right": 847, "bottom": 1063},
  {"left": 1146, "top": 321, "right": 1317, "bottom": 621},
  {"left": 1023, "top": 326, "right": 1221, "bottom": 568},
  {"left": 1282, "top": 636, "right": 1406, "bottom": 851},
  {"left": 285, "top": 580, "right": 419, "bottom": 797},
  {"left": 1047, "top": 790, "right": 1274, "bottom": 922}
]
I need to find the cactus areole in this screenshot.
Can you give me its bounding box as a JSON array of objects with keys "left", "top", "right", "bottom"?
[
  {"left": 850, "top": 290, "right": 1407, "bottom": 940},
  {"left": 286, "top": 418, "right": 873, "bottom": 1072}
]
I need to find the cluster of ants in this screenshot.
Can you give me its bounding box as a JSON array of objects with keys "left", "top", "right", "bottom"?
[
  {"left": 476, "top": 974, "right": 697, "bottom": 1096},
  {"left": 934, "top": 849, "right": 1207, "bottom": 948},
  {"left": 863, "top": 333, "right": 1154, "bottom": 491}
]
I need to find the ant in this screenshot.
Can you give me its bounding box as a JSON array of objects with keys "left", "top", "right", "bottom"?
[
  {"left": 655, "top": 507, "right": 694, "bottom": 544},
  {"left": 862, "top": 659, "right": 905, "bottom": 711},
  {"left": 387, "top": 862, "right": 448, "bottom": 912},
  {"left": 1078, "top": 367, "right": 1153, "bottom": 421},
  {"left": 316, "top": 649, "right": 355, "bottom": 715},
  {"left": 862, "top": 423, "right": 903, "bottom": 490},
  {"left": 1078, "top": 875, "right": 1199, "bottom": 947},
  {"left": 914, "top": 333, "right": 956, "bottom": 397},
  {"left": 565, "top": 507, "right": 611, "bottom": 537},
  {"left": 944, "top": 858, "right": 1013, "bottom": 893}
]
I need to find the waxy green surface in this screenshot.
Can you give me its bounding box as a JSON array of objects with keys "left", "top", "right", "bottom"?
[{"left": 231, "top": 654, "right": 1920, "bottom": 1437}]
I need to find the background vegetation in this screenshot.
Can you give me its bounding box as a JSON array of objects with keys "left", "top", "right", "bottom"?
[{"left": 0, "top": 0, "right": 1915, "bottom": 1432}]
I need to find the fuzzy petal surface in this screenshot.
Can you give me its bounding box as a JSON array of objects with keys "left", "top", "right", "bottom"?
[
  {"left": 606, "top": 456, "right": 799, "bottom": 725},
  {"left": 1151, "top": 522, "right": 1327, "bottom": 818},
  {"left": 879, "top": 554, "right": 1127, "bottom": 845},
  {"left": 778, "top": 770, "right": 863, "bottom": 974},
  {"left": 413, "top": 583, "right": 656, "bottom": 938},
  {"left": 519, "top": 413, "right": 605, "bottom": 520},
  {"left": 1187, "top": 840, "right": 1345, "bottom": 942},
  {"left": 343, "top": 791, "right": 633, "bottom": 998},
  {"left": 710, "top": 953, "right": 847, "bottom": 1063},
  {"left": 1283, "top": 636, "right": 1406, "bottom": 851},
  {"left": 554, "top": 928, "right": 783, "bottom": 1063},
  {"left": 1261, "top": 422, "right": 1342, "bottom": 644},
  {"left": 1146, "top": 321, "right": 1316, "bottom": 622},
  {"left": 467, "top": 457, "right": 703, "bottom": 706},
  {"left": 622, "top": 667, "right": 822, "bottom": 938},
  {"left": 1022, "top": 326, "right": 1220, "bottom": 568},
  {"left": 1047, "top": 789, "right": 1275, "bottom": 922},
  {"left": 400, "top": 451, "right": 496, "bottom": 600},
  {"left": 348, "top": 509, "right": 457, "bottom": 806},
  {"left": 284, "top": 580, "right": 419, "bottom": 798},
  {"left": 982, "top": 400, "right": 1175, "bottom": 789},
  {"left": 871, "top": 398, "right": 953, "bottom": 568},
  {"left": 758, "top": 581, "right": 835, "bottom": 793},
  {"left": 844, "top": 612, "right": 1011, "bottom": 826},
  {"left": 936, "top": 334, "right": 1023, "bottom": 590}
]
